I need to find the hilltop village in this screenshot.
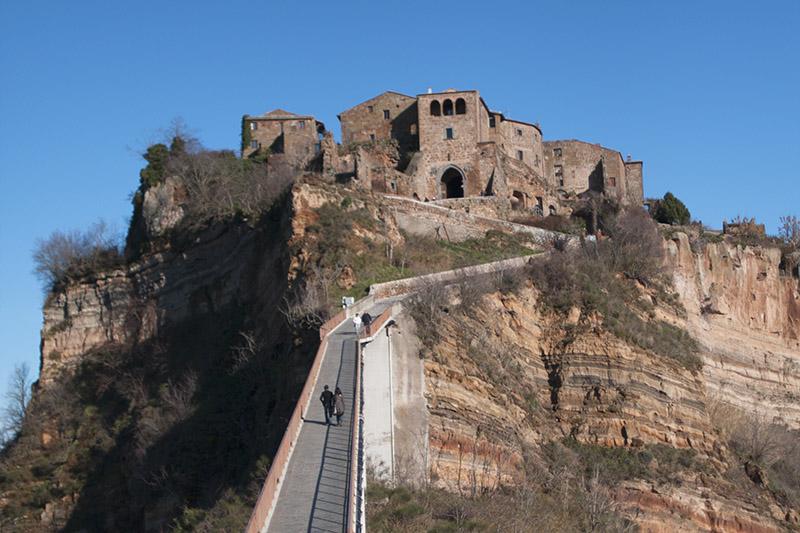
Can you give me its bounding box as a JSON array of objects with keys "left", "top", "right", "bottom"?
[{"left": 242, "top": 88, "right": 644, "bottom": 217}]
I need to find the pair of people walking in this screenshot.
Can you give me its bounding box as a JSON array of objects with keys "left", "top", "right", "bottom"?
[{"left": 319, "top": 385, "right": 345, "bottom": 426}]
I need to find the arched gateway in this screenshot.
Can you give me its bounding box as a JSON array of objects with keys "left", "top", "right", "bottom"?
[{"left": 440, "top": 167, "right": 465, "bottom": 199}]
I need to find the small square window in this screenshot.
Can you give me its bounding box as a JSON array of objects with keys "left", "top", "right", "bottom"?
[
  {"left": 298, "top": 121, "right": 305, "bottom": 129},
  {"left": 489, "top": 116, "right": 496, "bottom": 128},
  {"left": 445, "top": 128, "right": 454, "bottom": 140},
  {"left": 608, "top": 177, "right": 616, "bottom": 187},
  {"left": 250, "top": 140, "right": 259, "bottom": 149},
  {"left": 368, "top": 105, "right": 374, "bottom": 113},
  {"left": 517, "top": 150, "right": 524, "bottom": 161},
  {"left": 250, "top": 122, "right": 257, "bottom": 131},
  {"left": 369, "top": 133, "right": 376, "bottom": 142},
  {"left": 383, "top": 110, "right": 390, "bottom": 120},
  {"left": 554, "top": 148, "right": 562, "bottom": 158},
  {"left": 516, "top": 128, "right": 523, "bottom": 137}
]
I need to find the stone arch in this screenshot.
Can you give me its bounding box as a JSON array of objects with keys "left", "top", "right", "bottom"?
[
  {"left": 440, "top": 166, "right": 465, "bottom": 199},
  {"left": 443, "top": 99, "right": 454, "bottom": 116},
  {"left": 455, "top": 98, "right": 466, "bottom": 114},
  {"left": 430, "top": 100, "right": 441, "bottom": 116},
  {"left": 511, "top": 190, "right": 525, "bottom": 210}
]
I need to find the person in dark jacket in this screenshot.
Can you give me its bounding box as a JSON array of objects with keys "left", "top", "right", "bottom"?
[
  {"left": 320, "top": 385, "right": 334, "bottom": 425},
  {"left": 334, "top": 387, "right": 346, "bottom": 426}
]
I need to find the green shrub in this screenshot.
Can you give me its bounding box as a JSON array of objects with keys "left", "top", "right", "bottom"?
[
  {"left": 653, "top": 192, "right": 691, "bottom": 225},
  {"left": 139, "top": 143, "right": 170, "bottom": 188}
]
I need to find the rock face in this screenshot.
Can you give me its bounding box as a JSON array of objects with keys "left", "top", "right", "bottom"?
[
  {"left": 421, "top": 287, "right": 718, "bottom": 488},
  {"left": 39, "top": 192, "right": 295, "bottom": 386},
  {"left": 667, "top": 233, "right": 800, "bottom": 426},
  {"left": 410, "top": 235, "right": 800, "bottom": 532}
]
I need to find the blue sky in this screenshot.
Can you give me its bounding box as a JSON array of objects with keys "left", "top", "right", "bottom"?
[{"left": 1, "top": 0, "right": 798, "bottom": 390}]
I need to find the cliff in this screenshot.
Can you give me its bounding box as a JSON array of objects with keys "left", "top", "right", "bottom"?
[
  {"left": 384, "top": 234, "right": 800, "bottom": 532},
  {"left": 668, "top": 233, "right": 800, "bottom": 426}
]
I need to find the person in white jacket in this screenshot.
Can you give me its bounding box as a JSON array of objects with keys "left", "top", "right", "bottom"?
[{"left": 352, "top": 313, "right": 362, "bottom": 334}]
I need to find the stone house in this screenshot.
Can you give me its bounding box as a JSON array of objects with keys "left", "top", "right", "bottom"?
[
  {"left": 543, "top": 140, "right": 643, "bottom": 207},
  {"left": 242, "top": 110, "right": 325, "bottom": 166}
]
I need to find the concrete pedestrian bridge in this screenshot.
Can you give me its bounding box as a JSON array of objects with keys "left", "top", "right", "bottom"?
[{"left": 246, "top": 253, "right": 540, "bottom": 533}]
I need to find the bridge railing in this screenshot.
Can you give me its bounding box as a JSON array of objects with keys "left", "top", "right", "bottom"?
[{"left": 245, "top": 309, "right": 347, "bottom": 533}]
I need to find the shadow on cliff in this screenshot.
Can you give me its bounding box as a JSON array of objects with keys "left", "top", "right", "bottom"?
[{"left": 61, "top": 193, "right": 321, "bottom": 531}]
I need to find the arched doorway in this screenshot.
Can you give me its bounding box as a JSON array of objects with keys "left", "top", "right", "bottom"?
[
  {"left": 511, "top": 190, "right": 525, "bottom": 210},
  {"left": 441, "top": 167, "right": 465, "bottom": 199}
]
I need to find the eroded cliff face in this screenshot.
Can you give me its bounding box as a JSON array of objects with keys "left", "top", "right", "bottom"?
[
  {"left": 39, "top": 217, "right": 292, "bottom": 387},
  {"left": 668, "top": 233, "right": 800, "bottom": 427},
  {"left": 414, "top": 237, "right": 800, "bottom": 531}
]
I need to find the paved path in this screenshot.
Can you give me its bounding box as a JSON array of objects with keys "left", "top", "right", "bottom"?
[{"left": 267, "top": 303, "right": 391, "bottom": 533}]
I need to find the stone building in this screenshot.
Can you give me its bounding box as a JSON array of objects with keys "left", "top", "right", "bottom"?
[
  {"left": 338, "top": 91, "right": 418, "bottom": 152},
  {"left": 337, "top": 88, "right": 559, "bottom": 210},
  {"left": 242, "top": 110, "right": 325, "bottom": 166},
  {"left": 241, "top": 89, "right": 644, "bottom": 216},
  {"left": 542, "top": 140, "right": 643, "bottom": 207}
]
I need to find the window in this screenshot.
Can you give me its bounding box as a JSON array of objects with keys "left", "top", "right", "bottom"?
[
  {"left": 430, "top": 100, "right": 441, "bottom": 116},
  {"left": 250, "top": 140, "right": 259, "bottom": 149},
  {"left": 554, "top": 147, "right": 562, "bottom": 158},
  {"left": 516, "top": 128, "right": 523, "bottom": 137},
  {"left": 489, "top": 116, "right": 496, "bottom": 128},
  {"left": 249, "top": 122, "right": 258, "bottom": 131},
  {"left": 383, "top": 109, "right": 390, "bottom": 120},
  {"left": 369, "top": 133, "right": 376, "bottom": 142},
  {"left": 608, "top": 177, "right": 616, "bottom": 187},
  {"left": 445, "top": 127, "right": 454, "bottom": 140},
  {"left": 549, "top": 205, "right": 557, "bottom": 216},
  {"left": 455, "top": 98, "right": 466, "bottom": 114},
  {"left": 298, "top": 121, "right": 305, "bottom": 129},
  {"left": 517, "top": 150, "right": 523, "bottom": 161},
  {"left": 555, "top": 165, "right": 563, "bottom": 186},
  {"left": 390, "top": 180, "right": 397, "bottom": 191},
  {"left": 368, "top": 105, "right": 374, "bottom": 113},
  {"left": 443, "top": 99, "right": 454, "bottom": 116}
]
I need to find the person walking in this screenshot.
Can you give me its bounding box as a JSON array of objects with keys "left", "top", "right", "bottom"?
[
  {"left": 352, "top": 313, "right": 362, "bottom": 335},
  {"left": 320, "top": 385, "right": 334, "bottom": 425},
  {"left": 334, "top": 387, "right": 346, "bottom": 426}
]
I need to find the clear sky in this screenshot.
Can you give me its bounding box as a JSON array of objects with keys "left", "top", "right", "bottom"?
[{"left": 1, "top": 1, "right": 798, "bottom": 391}]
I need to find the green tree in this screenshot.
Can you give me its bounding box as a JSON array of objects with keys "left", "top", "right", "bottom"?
[
  {"left": 654, "top": 192, "right": 690, "bottom": 225},
  {"left": 139, "top": 143, "right": 170, "bottom": 188}
]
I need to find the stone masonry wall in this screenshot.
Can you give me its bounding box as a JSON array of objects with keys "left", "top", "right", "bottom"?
[
  {"left": 339, "top": 92, "right": 418, "bottom": 151},
  {"left": 245, "top": 117, "right": 318, "bottom": 163},
  {"left": 416, "top": 91, "right": 487, "bottom": 198}
]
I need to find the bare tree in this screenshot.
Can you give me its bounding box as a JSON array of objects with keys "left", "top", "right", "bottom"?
[
  {"left": 32, "top": 220, "right": 122, "bottom": 290},
  {"left": 779, "top": 215, "right": 800, "bottom": 247},
  {"left": 2, "top": 363, "right": 31, "bottom": 445}
]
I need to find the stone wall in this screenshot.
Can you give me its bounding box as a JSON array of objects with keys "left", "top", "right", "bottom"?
[
  {"left": 416, "top": 91, "right": 488, "bottom": 198},
  {"left": 339, "top": 91, "right": 418, "bottom": 151},
  {"left": 624, "top": 160, "right": 644, "bottom": 205},
  {"left": 543, "top": 140, "right": 641, "bottom": 206},
  {"left": 383, "top": 194, "right": 565, "bottom": 247},
  {"left": 244, "top": 115, "right": 319, "bottom": 164}
]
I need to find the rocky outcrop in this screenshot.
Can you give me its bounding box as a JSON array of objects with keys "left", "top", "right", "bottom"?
[
  {"left": 409, "top": 235, "right": 800, "bottom": 531},
  {"left": 39, "top": 191, "right": 296, "bottom": 386},
  {"left": 667, "top": 233, "right": 800, "bottom": 427},
  {"left": 421, "top": 287, "right": 720, "bottom": 492}
]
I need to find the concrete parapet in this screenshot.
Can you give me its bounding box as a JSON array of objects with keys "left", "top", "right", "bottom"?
[{"left": 369, "top": 255, "right": 535, "bottom": 299}]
